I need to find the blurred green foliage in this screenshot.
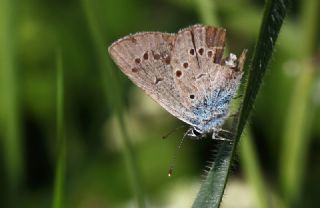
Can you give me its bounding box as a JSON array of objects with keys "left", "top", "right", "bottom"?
[{"left": 0, "top": 0, "right": 319, "bottom": 207}]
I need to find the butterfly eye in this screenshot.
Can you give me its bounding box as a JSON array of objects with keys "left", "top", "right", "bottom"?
[
  {"left": 207, "top": 51, "right": 213, "bottom": 58},
  {"left": 189, "top": 94, "right": 195, "bottom": 99}
]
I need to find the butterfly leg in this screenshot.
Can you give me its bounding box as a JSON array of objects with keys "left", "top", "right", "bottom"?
[
  {"left": 215, "top": 127, "right": 233, "bottom": 134},
  {"left": 211, "top": 132, "right": 233, "bottom": 142},
  {"left": 211, "top": 128, "right": 234, "bottom": 142}
]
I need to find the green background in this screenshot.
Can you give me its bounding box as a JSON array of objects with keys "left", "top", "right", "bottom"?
[{"left": 0, "top": 0, "right": 319, "bottom": 207}]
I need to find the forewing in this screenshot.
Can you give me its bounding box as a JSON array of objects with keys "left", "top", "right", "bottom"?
[
  {"left": 108, "top": 32, "right": 196, "bottom": 125},
  {"left": 170, "top": 27, "right": 204, "bottom": 108}
]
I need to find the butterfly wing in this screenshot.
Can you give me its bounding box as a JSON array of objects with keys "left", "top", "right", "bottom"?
[
  {"left": 171, "top": 25, "right": 227, "bottom": 105},
  {"left": 171, "top": 25, "right": 246, "bottom": 132},
  {"left": 108, "top": 26, "right": 247, "bottom": 133},
  {"left": 108, "top": 32, "right": 197, "bottom": 125}
]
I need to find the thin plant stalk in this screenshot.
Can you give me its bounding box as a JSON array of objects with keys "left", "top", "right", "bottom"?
[
  {"left": 193, "top": 0, "right": 290, "bottom": 207},
  {"left": 53, "top": 50, "right": 66, "bottom": 208},
  {"left": 196, "top": 3, "right": 269, "bottom": 206}
]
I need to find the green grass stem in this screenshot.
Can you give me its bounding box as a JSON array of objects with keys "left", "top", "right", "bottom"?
[
  {"left": 53, "top": 50, "right": 66, "bottom": 208},
  {"left": 193, "top": 0, "right": 290, "bottom": 207}
]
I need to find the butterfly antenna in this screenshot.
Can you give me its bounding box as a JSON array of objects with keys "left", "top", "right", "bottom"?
[
  {"left": 162, "top": 125, "right": 187, "bottom": 139},
  {"left": 167, "top": 129, "right": 190, "bottom": 177}
]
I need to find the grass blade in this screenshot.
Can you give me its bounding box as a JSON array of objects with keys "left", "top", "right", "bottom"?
[
  {"left": 53, "top": 50, "right": 65, "bottom": 208},
  {"left": 237, "top": 0, "right": 290, "bottom": 135},
  {"left": 193, "top": 0, "right": 291, "bottom": 207}
]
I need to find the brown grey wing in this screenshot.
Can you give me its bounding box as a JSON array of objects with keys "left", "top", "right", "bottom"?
[
  {"left": 169, "top": 25, "right": 227, "bottom": 107},
  {"left": 191, "top": 25, "right": 246, "bottom": 94},
  {"left": 171, "top": 25, "right": 246, "bottom": 131},
  {"left": 178, "top": 25, "right": 246, "bottom": 100},
  {"left": 190, "top": 25, "right": 247, "bottom": 129},
  {"left": 108, "top": 32, "right": 197, "bottom": 125},
  {"left": 189, "top": 25, "right": 227, "bottom": 90},
  {"left": 170, "top": 27, "right": 205, "bottom": 108}
]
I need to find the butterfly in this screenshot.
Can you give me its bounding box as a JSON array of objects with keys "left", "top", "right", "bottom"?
[{"left": 108, "top": 24, "right": 247, "bottom": 139}]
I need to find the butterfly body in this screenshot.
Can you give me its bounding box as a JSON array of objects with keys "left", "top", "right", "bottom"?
[{"left": 108, "top": 24, "right": 247, "bottom": 139}]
